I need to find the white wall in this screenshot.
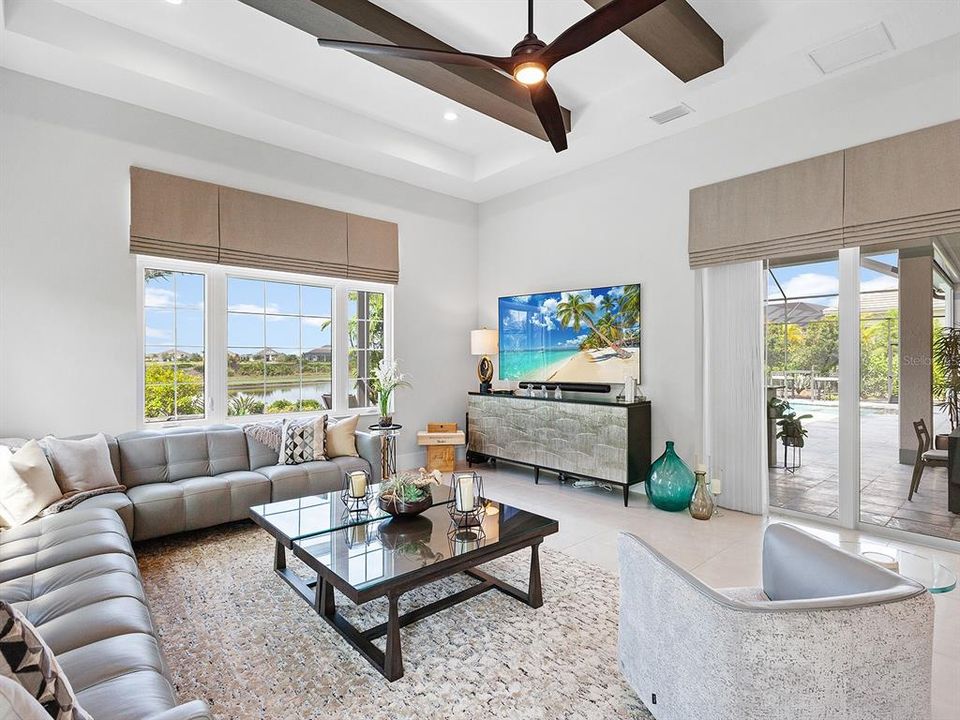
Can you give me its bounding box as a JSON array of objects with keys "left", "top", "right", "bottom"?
[
  {"left": 479, "top": 39, "right": 960, "bottom": 492},
  {"left": 0, "top": 70, "right": 479, "bottom": 462}
]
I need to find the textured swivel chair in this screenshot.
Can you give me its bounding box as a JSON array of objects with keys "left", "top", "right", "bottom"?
[{"left": 618, "top": 523, "right": 933, "bottom": 720}]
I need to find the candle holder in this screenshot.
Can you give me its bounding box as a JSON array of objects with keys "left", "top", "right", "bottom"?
[
  {"left": 344, "top": 515, "right": 374, "bottom": 548},
  {"left": 341, "top": 470, "right": 371, "bottom": 513},
  {"left": 447, "top": 523, "right": 486, "bottom": 556},
  {"left": 447, "top": 471, "right": 485, "bottom": 528}
]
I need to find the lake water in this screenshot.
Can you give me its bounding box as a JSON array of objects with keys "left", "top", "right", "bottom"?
[
  {"left": 231, "top": 382, "right": 331, "bottom": 405},
  {"left": 499, "top": 349, "right": 578, "bottom": 381}
]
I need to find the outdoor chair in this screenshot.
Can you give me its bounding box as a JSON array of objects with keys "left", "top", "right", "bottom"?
[{"left": 908, "top": 418, "right": 948, "bottom": 501}]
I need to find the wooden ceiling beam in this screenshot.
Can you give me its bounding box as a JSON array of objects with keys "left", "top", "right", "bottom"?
[
  {"left": 585, "top": 0, "right": 723, "bottom": 82},
  {"left": 239, "top": 0, "right": 571, "bottom": 142}
]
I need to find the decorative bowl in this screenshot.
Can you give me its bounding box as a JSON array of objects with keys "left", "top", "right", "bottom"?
[{"left": 377, "top": 493, "right": 432, "bottom": 517}]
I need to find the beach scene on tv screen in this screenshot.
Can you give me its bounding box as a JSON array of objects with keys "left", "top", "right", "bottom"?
[{"left": 499, "top": 284, "right": 640, "bottom": 383}]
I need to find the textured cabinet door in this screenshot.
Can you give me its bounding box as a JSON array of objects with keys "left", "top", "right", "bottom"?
[{"left": 467, "top": 395, "right": 630, "bottom": 483}]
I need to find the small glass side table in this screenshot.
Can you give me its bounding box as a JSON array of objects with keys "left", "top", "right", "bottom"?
[
  {"left": 368, "top": 424, "right": 402, "bottom": 481},
  {"left": 839, "top": 541, "right": 957, "bottom": 594}
]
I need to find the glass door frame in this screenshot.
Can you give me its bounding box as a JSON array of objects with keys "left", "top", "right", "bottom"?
[{"left": 770, "top": 247, "right": 960, "bottom": 553}]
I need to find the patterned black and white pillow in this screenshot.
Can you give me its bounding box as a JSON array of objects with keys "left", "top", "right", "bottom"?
[
  {"left": 281, "top": 416, "right": 327, "bottom": 465},
  {"left": 0, "top": 602, "right": 92, "bottom": 720}
]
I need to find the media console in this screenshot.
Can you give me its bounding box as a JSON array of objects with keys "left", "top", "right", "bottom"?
[{"left": 466, "top": 392, "right": 651, "bottom": 507}]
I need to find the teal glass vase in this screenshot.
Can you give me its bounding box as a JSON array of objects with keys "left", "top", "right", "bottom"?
[{"left": 645, "top": 441, "right": 696, "bottom": 512}]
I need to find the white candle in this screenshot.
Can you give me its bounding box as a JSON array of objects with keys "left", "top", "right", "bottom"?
[
  {"left": 695, "top": 463, "right": 707, "bottom": 474},
  {"left": 457, "top": 475, "right": 475, "bottom": 512},
  {"left": 349, "top": 471, "right": 367, "bottom": 498},
  {"left": 711, "top": 474, "right": 722, "bottom": 494}
]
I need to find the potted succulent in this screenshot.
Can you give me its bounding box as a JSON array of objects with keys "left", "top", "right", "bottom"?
[
  {"left": 377, "top": 468, "right": 442, "bottom": 517},
  {"left": 371, "top": 358, "right": 411, "bottom": 427},
  {"left": 933, "top": 327, "right": 960, "bottom": 449}
]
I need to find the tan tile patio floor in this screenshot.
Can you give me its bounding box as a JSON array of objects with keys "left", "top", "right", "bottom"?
[{"left": 769, "top": 401, "right": 960, "bottom": 542}]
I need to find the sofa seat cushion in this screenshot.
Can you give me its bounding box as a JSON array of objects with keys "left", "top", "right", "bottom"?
[
  {"left": 75, "top": 669, "right": 177, "bottom": 720},
  {"left": 0, "top": 511, "right": 131, "bottom": 583},
  {"left": 176, "top": 476, "right": 231, "bottom": 531},
  {"left": 14, "top": 571, "right": 146, "bottom": 632},
  {"left": 70, "top": 492, "right": 134, "bottom": 537},
  {"left": 57, "top": 633, "right": 166, "bottom": 694},
  {"left": 18, "top": 595, "right": 156, "bottom": 657},
  {"left": 0, "top": 553, "right": 139, "bottom": 604},
  {"left": 218, "top": 470, "right": 271, "bottom": 520},
  {"left": 255, "top": 460, "right": 344, "bottom": 501}
]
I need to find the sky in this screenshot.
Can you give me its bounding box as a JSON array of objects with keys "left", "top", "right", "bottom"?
[
  {"left": 499, "top": 285, "right": 633, "bottom": 352},
  {"left": 145, "top": 273, "right": 332, "bottom": 353},
  {"left": 767, "top": 252, "right": 900, "bottom": 306}
]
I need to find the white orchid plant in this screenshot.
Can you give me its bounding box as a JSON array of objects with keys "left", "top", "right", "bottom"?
[{"left": 371, "top": 358, "right": 411, "bottom": 419}]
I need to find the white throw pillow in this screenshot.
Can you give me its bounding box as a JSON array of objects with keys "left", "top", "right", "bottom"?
[
  {"left": 0, "top": 440, "right": 62, "bottom": 528},
  {"left": 0, "top": 675, "right": 53, "bottom": 720},
  {"left": 40, "top": 433, "right": 119, "bottom": 496}
]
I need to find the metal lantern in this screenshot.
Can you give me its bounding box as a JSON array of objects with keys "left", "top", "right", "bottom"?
[
  {"left": 448, "top": 471, "right": 485, "bottom": 528},
  {"left": 345, "top": 516, "right": 374, "bottom": 549},
  {"left": 341, "top": 469, "right": 371, "bottom": 513},
  {"left": 447, "top": 523, "right": 486, "bottom": 556}
]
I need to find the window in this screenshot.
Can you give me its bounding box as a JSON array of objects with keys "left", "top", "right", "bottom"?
[
  {"left": 143, "top": 269, "right": 206, "bottom": 422},
  {"left": 139, "top": 259, "right": 391, "bottom": 424},
  {"left": 226, "top": 277, "right": 333, "bottom": 416},
  {"left": 348, "top": 290, "right": 384, "bottom": 409}
]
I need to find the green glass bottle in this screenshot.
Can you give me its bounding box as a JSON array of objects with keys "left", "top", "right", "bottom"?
[{"left": 645, "top": 441, "right": 696, "bottom": 512}]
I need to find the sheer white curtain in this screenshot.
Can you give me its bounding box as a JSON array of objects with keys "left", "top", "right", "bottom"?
[{"left": 698, "top": 261, "right": 767, "bottom": 514}]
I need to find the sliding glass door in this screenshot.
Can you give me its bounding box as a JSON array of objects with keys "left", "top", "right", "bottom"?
[
  {"left": 765, "top": 257, "right": 840, "bottom": 519},
  {"left": 764, "top": 235, "right": 960, "bottom": 546}
]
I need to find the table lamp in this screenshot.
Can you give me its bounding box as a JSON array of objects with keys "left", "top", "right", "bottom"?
[{"left": 471, "top": 328, "right": 498, "bottom": 394}]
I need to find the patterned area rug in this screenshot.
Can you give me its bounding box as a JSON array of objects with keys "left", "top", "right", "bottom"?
[{"left": 137, "top": 522, "right": 653, "bottom": 720}]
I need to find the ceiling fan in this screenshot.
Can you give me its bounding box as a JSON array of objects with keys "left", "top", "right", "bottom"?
[{"left": 316, "top": 0, "right": 667, "bottom": 153}]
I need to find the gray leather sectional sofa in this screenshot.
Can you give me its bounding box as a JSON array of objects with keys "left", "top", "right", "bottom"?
[{"left": 0, "top": 423, "right": 381, "bottom": 720}]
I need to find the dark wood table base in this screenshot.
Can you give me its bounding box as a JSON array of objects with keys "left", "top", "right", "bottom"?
[{"left": 273, "top": 539, "right": 544, "bottom": 681}]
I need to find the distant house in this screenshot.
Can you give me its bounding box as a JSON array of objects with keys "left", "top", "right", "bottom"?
[
  {"left": 148, "top": 349, "right": 193, "bottom": 362},
  {"left": 250, "top": 348, "right": 280, "bottom": 362},
  {"left": 303, "top": 346, "right": 332, "bottom": 362}
]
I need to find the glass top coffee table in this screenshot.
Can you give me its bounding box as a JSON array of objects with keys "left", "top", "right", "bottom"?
[
  {"left": 838, "top": 541, "right": 957, "bottom": 594},
  {"left": 251, "top": 492, "right": 558, "bottom": 681}
]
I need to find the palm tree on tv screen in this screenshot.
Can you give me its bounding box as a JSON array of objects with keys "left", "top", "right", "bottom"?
[{"left": 556, "top": 293, "right": 631, "bottom": 359}]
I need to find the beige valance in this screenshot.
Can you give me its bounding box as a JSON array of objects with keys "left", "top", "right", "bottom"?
[
  {"left": 129, "top": 168, "right": 400, "bottom": 284},
  {"left": 688, "top": 120, "right": 960, "bottom": 268}
]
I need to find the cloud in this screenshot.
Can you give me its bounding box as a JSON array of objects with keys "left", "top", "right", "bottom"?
[
  {"left": 778, "top": 273, "right": 839, "bottom": 299},
  {"left": 145, "top": 326, "right": 172, "bottom": 342},
  {"left": 608, "top": 286, "right": 625, "bottom": 298},
  {"left": 530, "top": 313, "right": 556, "bottom": 330},
  {"left": 560, "top": 334, "right": 589, "bottom": 347},
  {"left": 302, "top": 317, "right": 331, "bottom": 328},
  {"left": 861, "top": 276, "right": 898, "bottom": 292},
  {"left": 144, "top": 288, "right": 175, "bottom": 308},
  {"left": 227, "top": 302, "right": 282, "bottom": 313},
  {"left": 539, "top": 297, "right": 559, "bottom": 316},
  {"left": 512, "top": 295, "right": 531, "bottom": 304}
]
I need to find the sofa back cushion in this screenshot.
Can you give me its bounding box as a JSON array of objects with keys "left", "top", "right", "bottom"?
[
  {"left": 246, "top": 431, "right": 280, "bottom": 470},
  {"left": 118, "top": 425, "right": 250, "bottom": 486}
]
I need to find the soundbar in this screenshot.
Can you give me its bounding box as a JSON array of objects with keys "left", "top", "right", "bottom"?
[{"left": 517, "top": 381, "right": 611, "bottom": 394}]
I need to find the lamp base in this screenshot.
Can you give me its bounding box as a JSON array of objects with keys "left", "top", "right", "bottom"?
[{"left": 479, "top": 381, "right": 492, "bottom": 394}]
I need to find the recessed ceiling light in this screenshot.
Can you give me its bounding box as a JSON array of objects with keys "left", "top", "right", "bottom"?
[
  {"left": 809, "top": 23, "right": 895, "bottom": 75},
  {"left": 443, "top": 111, "right": 459, "bottom": 122},
  {"left": 165, "top": 0, "right": 184, "bottom": 5}
]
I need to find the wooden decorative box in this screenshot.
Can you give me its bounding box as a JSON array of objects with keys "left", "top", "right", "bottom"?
[{"left": 417, "top": 423, "right": 465, "bottom": 473}]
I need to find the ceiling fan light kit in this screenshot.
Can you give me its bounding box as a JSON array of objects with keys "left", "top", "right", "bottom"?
[{"left": 315, "top": 0, "right": 668, "bottom": 153}]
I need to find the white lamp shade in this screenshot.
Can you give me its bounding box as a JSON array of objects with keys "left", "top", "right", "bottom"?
[{"left": 470, "top": 328, "right": 498, "bottom": 356}]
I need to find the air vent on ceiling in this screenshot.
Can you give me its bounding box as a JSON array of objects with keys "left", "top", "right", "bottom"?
[
  {"left": 650, "top": 103, "right": 693, "bottom": 125},
  {"left": 809, "top": 23, "right": 895, "bottom": 75}
]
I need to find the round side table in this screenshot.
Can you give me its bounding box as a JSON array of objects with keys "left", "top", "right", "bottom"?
[
  {"left": 839, "top": 541, "right": 957, "bottom": 594},
  {"left": 368, "top": 424, "right": 402, "bottom": 481}
]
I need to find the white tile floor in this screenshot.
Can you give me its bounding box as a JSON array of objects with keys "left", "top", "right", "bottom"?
[{"left": 470, "top": 460, "right": 960, "bottom": 720}]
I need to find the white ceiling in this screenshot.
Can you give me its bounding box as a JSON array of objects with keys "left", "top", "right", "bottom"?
[{"left": 1, "top": 0, "right": 958, "bottom": 202}]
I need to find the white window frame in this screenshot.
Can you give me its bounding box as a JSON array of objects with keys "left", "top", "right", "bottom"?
[{"left": 136, "top": 256, "right": 394, "bottom": 428}]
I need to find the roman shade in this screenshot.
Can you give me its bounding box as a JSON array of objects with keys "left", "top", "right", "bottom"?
[
  {"left": 688, "top": 152, "right": 844, "bottom": 268},
  {"left": 688, "top": 120, "right": 960, "bottom": 268},
  {"left": 130, "top": 168, "right": 219, "bottom": 263},
  {"left": 843, "top": 120, "right": 960, "bottom": 249},
  {"left": 218, "top": 187, "right": 349, "bottom": 277},
  {"left": 129, "top": 168, "right": 400, "bottom": 284},
  {"left": 346, "top": 214, "right": 400, "bottom": 284}
]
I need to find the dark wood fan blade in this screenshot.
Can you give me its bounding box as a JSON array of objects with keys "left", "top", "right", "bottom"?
[
  {"left": 316, "top": 38, "right": 514, "bottom": 74},
  {"left": 540, "top": 0, "right": 667, "bottom": 67},
  {"left": 529, "top": 81, "right": 568, "bottom": 153}
]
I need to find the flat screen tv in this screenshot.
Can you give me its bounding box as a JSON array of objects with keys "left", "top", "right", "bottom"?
[{"left": 498, "top": 284, "right": 640, "bottom": 383}]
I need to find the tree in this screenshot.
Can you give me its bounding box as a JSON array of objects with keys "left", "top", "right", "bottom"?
[
  {"left": 145, "top": 364, "right": 203, "bottom": 419},
  {"left": 556, "top": 294, "right": 630, "bottom": 358}
]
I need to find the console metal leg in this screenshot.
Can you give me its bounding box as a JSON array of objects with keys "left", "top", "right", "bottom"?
[
  {"left": 534, "top": 466, "right": 539, "bottom": 484},
  {"left": 623, "top": 484, "right": 630, "bottom": 507}
]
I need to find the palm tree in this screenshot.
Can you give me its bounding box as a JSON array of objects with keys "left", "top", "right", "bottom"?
[
  {"left": 619, "top": 284, "right": 640, "bottom": 326},
  {"left": 556, "top": 294, "right": 630, "bottom": 359},
  {"left": 599, "top": 294, "right": 619, "bottom": 322}
]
